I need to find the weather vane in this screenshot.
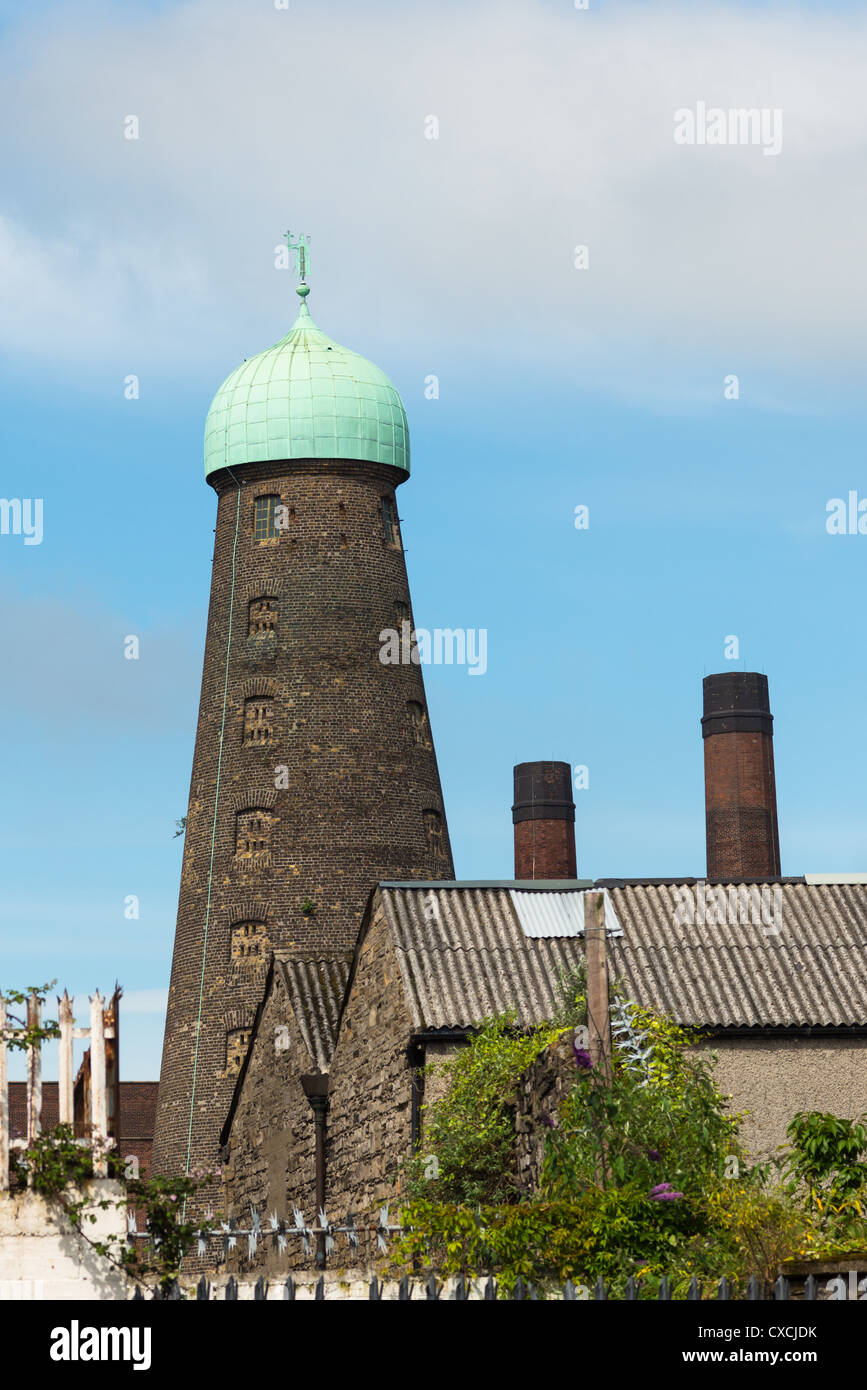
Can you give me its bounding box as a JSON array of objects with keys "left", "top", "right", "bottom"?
[{"left": 285, "top": 230, "right": 311, "bottom": 285}]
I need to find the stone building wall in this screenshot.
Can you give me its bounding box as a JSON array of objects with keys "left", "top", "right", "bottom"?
[
  {"left": 325, "top": 905, "right": 416, "bottom": 1221},
  {"left": 221, "top": 976, "right": 319, "bottom": 1276},
  {"left": 421, "top": 1040, "right": 464, "bottom": 1114},
  {"left": 512, "top": 1030, "right": 577, "bottom": 1194}
]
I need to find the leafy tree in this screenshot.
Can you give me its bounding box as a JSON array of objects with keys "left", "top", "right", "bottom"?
[
  {"left": 398, "top": 998, "right": 779, "bottom": 1292},
  {"left": 0, "top": 982, "right": 59, "bottom": 1050},
  {"left": 784, "top": 1111, "right": 867, "bottom": 1200}
]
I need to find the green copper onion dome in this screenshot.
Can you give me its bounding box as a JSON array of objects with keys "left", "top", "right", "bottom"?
[{"left": 204, "top": 289, "right": 410, "bottom": 480}]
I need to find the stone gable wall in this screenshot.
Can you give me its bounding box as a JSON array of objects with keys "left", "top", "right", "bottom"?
[
  {"left": 325, "top": 907, "right": 416, "bottom": 1221},
  {"left": 222, "top": 975, "right": 318, "bottom": 1275}
]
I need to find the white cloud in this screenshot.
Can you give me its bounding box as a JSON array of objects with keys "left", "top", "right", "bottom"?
[{"left": 0, "top": 0, "right": 866, "bottom": 405}]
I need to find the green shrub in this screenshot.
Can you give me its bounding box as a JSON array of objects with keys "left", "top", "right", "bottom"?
[
  {"left": 397, "top": 1190, "right": 718, "bottom": 1295},
  {"left": 542, "top": 1004, "right": 744, "bottom": 1202}
]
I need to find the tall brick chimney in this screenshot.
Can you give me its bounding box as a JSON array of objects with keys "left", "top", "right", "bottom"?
[
  {"left": 512, "top": 761, "right": 577, "bottom": 879},
  {"left": 702, "top": 672, "right": 781, "bottom": 879}
]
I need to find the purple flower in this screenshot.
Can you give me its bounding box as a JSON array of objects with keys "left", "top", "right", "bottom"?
[
  {"left": 647, "top": 1150, "right": 662, "bottom": 1162},
  {"left": 649, "top": 1182, "right": 684, "bottom": 1202},
  {"left": 572, "top": 1045, "right": 593, "bottom": 1070},
  {"left": 542, "top": 1113, "right": 556, "bottom": 1128}
]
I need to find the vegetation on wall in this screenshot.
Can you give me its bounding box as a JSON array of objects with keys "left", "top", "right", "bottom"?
[
  {"left": 397, "top": 983, "right": 867, "bottom": 1296},
  {"left": 402, "top": 966, "right": 588, "bottom": 1206},
  {"left": 9, "top": 1129, "right": 216, "bottom": 1292},
  {"left": 2, "top": 983, "right": 215, "bottom": 1293}
]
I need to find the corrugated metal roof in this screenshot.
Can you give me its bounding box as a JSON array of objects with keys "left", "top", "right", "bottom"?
[
  {"left": 379, "top": 882, "right": 867, "bottom": 1032},
  {"left": 510, "top": 888, "right": 623, "bottom": 938},
  {"left": 274, "top": 953, "right": 352, "bottom": 1071},
  {"left": 805, "top": 873, "right": 867, "bottom": 885}
]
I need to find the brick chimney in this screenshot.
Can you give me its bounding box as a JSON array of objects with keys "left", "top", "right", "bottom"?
[
  {"left": 702, "top": 672, "right": 781, "bottom": 879},
  {"left": 512, "top": 761, "right": 577, "bottom": 879}
]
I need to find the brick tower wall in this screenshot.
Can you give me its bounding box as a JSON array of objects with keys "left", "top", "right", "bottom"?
[
  {"left": 702, "top": 672, "right": 781, "bottom": 879},
  {"left": 152, "top": 459, "right": 454, "bottom": 1182}
]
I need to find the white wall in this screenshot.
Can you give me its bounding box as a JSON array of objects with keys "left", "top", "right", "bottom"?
[{"left": 0, "top": 1181, "right": 128, "bottom": 1300}]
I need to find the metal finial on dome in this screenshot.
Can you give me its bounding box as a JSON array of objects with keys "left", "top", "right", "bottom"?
[{"left": 285, "top": 229, "right": 311, "bottom": 297}]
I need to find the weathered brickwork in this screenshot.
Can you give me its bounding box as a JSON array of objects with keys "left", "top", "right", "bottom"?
[
  {"left": 512, "top": 761, "right": 577, "bottom": 879},
  {"left": 514, "top": 818, "right": 577, "bottom": 880},
  {"left": 512, "top": 1031, "right": 578, "bottom": 1193},
  {"left": 153, "top": 458, "right": 455, "bottom": 1187},
  {"left": 325, "top": 904, "right": 417, "bottom": 1219},
  {"left": 704, "top": 731, "right": 780, "bottom": 878},
  {"left": 220, "top": 916, "right": 465, "bottom": 1272},
  {"left": 702, "top": 672, "right": 781, "bottom": 879},
  {"left": 8, "top": 1082, "right": 159, "bottom": 1182}
]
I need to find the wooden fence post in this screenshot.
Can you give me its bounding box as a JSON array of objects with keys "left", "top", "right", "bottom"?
[{"left": 585, "top": 890, "right": 612, "bottom": 1084}]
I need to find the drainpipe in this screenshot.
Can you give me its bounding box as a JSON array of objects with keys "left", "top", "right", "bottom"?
[
  {"left": 300, "top": 1074, "right": 329, "bottom": 1269},
  {"left": 408, "top": 1043, "right": 425, "bottom": 1153}
]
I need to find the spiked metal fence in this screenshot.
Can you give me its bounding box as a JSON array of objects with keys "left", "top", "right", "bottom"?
[
  {"left": 125, "top": 1202, "right": 867, "bottom": 1301},
  {"left": 127, "top": 1203, "right": 403, "bottom": 1261}
]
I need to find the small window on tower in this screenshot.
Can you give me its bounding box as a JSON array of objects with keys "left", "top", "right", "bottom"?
[
  {"left": 230, "top": 920, "right": 268, "bottom": 961},
  {"left": 254, "top": 494, "right": 281, "bottom": 540},
  {"left": 226, "top": 1029, "right": 252, "bottom": 1076},
  {"left": 249, "top": 598, "right": 279, "bottom": 638},
  {"left": 423, "top": 809, "right": 445, "bottom": 860},
  {"left": 381, "top": 496, "right": 400, "bottom": 546},
  {"left": 407, "top": 701, "right": 432, "bottom": 749},
  {"left": 235, "top": 809, "right": 276, "bottom": 857},
  {"left": 243, "top": 699, "right": 275, "bottom": 746}
]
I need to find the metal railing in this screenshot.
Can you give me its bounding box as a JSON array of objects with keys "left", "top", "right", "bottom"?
[
  {"left": 140, "top": 1270, "right": 867, "bottom": 1301},
  {"left": 125, "top": 1202, "right": 867, "bottom": 1301}
]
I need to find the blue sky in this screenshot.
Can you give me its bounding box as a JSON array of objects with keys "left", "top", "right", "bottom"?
[{"left": 1, "top": 0, "right": 866, "bottom": 1077}]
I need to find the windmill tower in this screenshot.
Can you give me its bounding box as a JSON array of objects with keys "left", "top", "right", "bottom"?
[{"left": 152, "top": 239, "right": 454, "bottom": 1180}]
